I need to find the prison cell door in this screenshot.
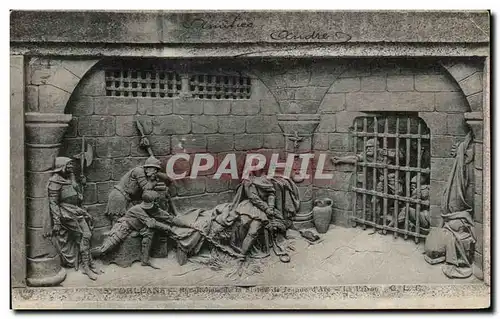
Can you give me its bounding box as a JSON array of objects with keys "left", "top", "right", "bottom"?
[{"left": 349, "top": 114, "right": 431, "bottom": 243}]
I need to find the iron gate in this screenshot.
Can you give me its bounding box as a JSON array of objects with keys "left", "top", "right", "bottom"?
[{"left": 350, "top": 114, "right": 431, "bottom": 242}]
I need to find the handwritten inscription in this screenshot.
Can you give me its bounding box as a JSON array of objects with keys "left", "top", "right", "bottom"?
[
  {"left": 182, "top": 15, "right": 254, "bottom": 30},
  {"left": 270, "top": 30, "right": 352, "bottom": 42}
]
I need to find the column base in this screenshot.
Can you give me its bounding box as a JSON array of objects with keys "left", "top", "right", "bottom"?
[
  {"left": 27, "top": 255, "right": 67, "bottom": 287},
  {"left": 473, "top": 263, "right": 484, "bottom": 281}
]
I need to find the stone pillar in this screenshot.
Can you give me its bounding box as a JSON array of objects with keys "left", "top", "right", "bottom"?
[
  {"left": 277, "top": 114, "right": 320, "bottom": 229},
  {"left": 25, "top": 112, "right": 72, "bottom": 286},
  {"left": 464, "top": 112, "right": 484, "bottom": 281}
]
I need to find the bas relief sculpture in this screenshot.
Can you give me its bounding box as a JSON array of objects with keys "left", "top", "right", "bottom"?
[{"left": 10, "top": 10, "right": 490, "bottom": 310}]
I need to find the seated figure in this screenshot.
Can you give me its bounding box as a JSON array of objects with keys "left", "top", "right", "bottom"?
[{"left": 395, "top": 175, "right": 430, "bottom": 232}]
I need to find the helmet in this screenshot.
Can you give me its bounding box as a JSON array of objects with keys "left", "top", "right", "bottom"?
[
  {"left": 140, "top": 190, "right": 159, "bottom": 209},
  {"left": 53, "top": 157, "right": 72, "bottom": 173},
  {"left": 144, "top": 156, "right": 161, "bottom": 169}
]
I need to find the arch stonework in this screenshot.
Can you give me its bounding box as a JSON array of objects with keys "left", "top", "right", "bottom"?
[{"left": 24, "top": 58, "right": 101, "bottom": 286}]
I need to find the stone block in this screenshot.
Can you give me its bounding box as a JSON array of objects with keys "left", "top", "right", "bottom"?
[
  {"left": 87, "top": 158, "right": 113, "bottom": 182},
  {"left": 332, "top": 208, "right": 351, "bottom": 227},
  {"left": 246, "top": 116, "right": 280, "bottom": 133},
  {"left": 207, "top": 135, "right": 234, "bottom": 152},
  {"left": 429, "top": 205, "right": 442, "bottom": 227},
  {"left": 459, "top": 72, "right": 483, "bottom": 96},
  {"left": 60, "top": 137, "right": 95, "bottom": 159},
  {"left": 26, "top": 171, "right": 52, "bottom": 198},
  {"left": 313, "top": 133, "right": 329, "bottom": 151},
  {"left": 415, "top": 75, "right": 460, "bottom": 92},
  {"left": 346, "top": 92, "right": 434, "bottom": 112},
  {"left": 171, "top": 134, "right": 206, "bottom": 153},
  {"left": 96, "top": 181, "right": 116, "bottom": 204},
  {"left": 329, "top": 77, "right": 360, "bottom": 93},
  {"left": 273, "top": 88, "right": 295, "bottom": 100},
  {"left": 429, "top": 180, "right": 446, "bottom": 206},
  {"left": 26, "top": 145, "right": 60, "bottom": 172},
  {"left": 65, "top": 118, "right": 78, "bottom": 138},
  {"left": 370, "top": 60, "right": 401, "bottom": 76},
  {"left": 111, "top": 157, "right": 147, "bottom": 181},
  {"left": 466, "top": 92, "right": 483, "bottom": 112},
  {"left": 26, "top": 85, "right": 39, "bottom": 112},
  {"left": 446, "top": 113, "right": 468, "bottom": 136},
  {"left": 68, "top": 95, "right": 94, "bottom": 116},
  {"left": 263, "top": 133, "right": 285, "bottom": 149},
  {"left": 475, "top": 169, "right": 483, "bottom": 195},
  {"left": 75, "top": 70, "right": 106, "bottom": 96},
  {"left": 447, "top": 61, "right": 483, "bottom": 82},
  {"left": 318, "top": 93, "right": 346, "bottom": 113},
  {"left": 435, "top": 92, "right": 469, "bottom": 113},
  {"left": 235, "top": 134, "right": 263, "bottom": 151},
  {"left": 153, "top": 115, "right": 191, "bottom": 135},
  {"left": 84, "top": 203, "right": 111, "bottom": 228},
  {"left": 231, "top": 100, "right": 260, "bottom": 115},
  {"left": 192, "top": 115, "right": 218, "bottom": 134},
  {"left": 26, "top": 197, "right": 51, "bottom": 229},
  {"left": 475, "top": 222, "right": 483, "bottom": 253},
  {"left": 283, "top": 71, "right": 311, "bottom": 87},
  {"left": 279, "top": 100, "right": 319, "bottom": 114},
  {"left": 419, "top": 112, "right": 448, "bottom": 135},
  {"left": 173, "top": 99, "right": 203, "bottom": 115},
  {"left": 360, "top": 76, "right": 387, "bottom": 92},
  {"left": 204, "top": 100, "right": 231, "bottom": 115},
  {"left": 94, "top": 97, "right": 137, "bottom": 115},
  {"left": 38, "top": 84, "right": 71, "bottom": 113},
  {"left": 431, "top": 135, "right": 461, "bottom": 158},
  {"left": 329, "top": 133, "right": 352, "bottom": 151},
  {"left": 475, "top": 144, "right": 483, "bottom": 169},
  {"left": 83, "top": 183, "right": 98, "bottom": 205},
  {"left": 27, "top": 227, "right": 58, "bottom": 259},
  {"left": 430, "top": 158, "right": 455, "bottom": 182},
  {"left": 116, "top": 115, "right": 153, "bottom": 137},
  {"left": 317, "top": 114, "right": 336, "bottom": 133},
  {"left": 339, "top": 61, "right": 371, "bottom": 78},
  {"left": 335, "top": 111, "right": 365, "bottom": 132},
  {"left": 314, "top": 171, "right": 352, "bottom": 191},
  {"left": 474, "top": 194, "right": 483, "bottom": 224},
  {"left": 294, "top": 86, "right": 328, "bottom": 100},
  {"left": 78, "top": 116, "right": 115, "bottom": 137},
  {"left": 138, "top": 99, "right": 173, "bottom": 115},
  {"left": 259, "top": 100, "right": 280, "bottom": 115},
  {"left": 218, "top": 116, "right": 246, "bottom": 133},
  {"left": 95, "top": 137, "right": 132, "bottom": 158},
  {"left": 386, "top": 75, "right": 414, "bottom": 92},
  {"left": 206, "top": 178, "right": 229, "bottom": 193},
  {"left": 473, "top": 252, "right": 483, "bottom": 279}
]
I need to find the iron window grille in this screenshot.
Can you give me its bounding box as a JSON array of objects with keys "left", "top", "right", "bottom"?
[
  {"left": 189, "top": 74, "right": 252, "bottom": 100},
  {"left": 105, "top": 69, "right": 182, "bottom": 98},
  {"left": 350, "top": 114, "right": 431, "bottom": 242}
]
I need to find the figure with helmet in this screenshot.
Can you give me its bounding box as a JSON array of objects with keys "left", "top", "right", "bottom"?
[
  {"left": 47, "top": 157, "right": 101, "bottom": 280},
  {"left": 105, "top": 156, "right": 172, "bottom": 222}
]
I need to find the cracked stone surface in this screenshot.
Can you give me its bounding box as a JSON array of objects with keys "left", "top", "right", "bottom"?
[{"left": 62, "top": 227, "right": 479, "bottom": 287}]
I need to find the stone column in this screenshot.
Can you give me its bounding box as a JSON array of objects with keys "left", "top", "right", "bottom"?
[
  {"left": 464, "top": 112, "right": 484, "bottom": 281},
  {"left": 277, "top": 114, "right": 320, "bottom": 229},
  {"left": 25, "top": 112, "right": 72, "bottom": 286}
]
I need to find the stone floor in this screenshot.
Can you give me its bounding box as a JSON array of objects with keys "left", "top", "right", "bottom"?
[{"left": 62, "top": 226, "right": 480, "bottom": 287}]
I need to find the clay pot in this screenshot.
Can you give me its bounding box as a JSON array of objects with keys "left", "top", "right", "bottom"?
[{"left": 312, "top": 198, "right": 333, "bottom": 234}]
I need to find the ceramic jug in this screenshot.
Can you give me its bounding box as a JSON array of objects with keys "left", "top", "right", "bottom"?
[{"left": 312, "top": 198, "right": 333, "bottom": 234}]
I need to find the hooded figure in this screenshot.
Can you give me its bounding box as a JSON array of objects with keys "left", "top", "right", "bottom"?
[
  {"left": 424, "top": 132, "right": 476, "bottom": 278},
  {"left": 48, "top": 157, "right": 99, "bottom": 280},
  {"left": 105, "top": 156, "right": 172, "bottom": 222}
]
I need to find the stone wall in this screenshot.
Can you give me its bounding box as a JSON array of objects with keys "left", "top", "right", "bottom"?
[{"left": 54, "top": 57, "right": 478, "bottom": 249}]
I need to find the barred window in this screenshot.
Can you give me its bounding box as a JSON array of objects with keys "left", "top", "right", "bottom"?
[
  {"left": 189, "top": 74, "right": 252, "bottom": 100},
  {"left": 350, "top": 114, "right": 431, "bottom": 243},
  {"left": 105, "top": 69, "right": 182, "bottom": 98}
]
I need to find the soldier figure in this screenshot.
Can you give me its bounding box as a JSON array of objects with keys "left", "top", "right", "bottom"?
[
  {"left": 105, "top": 156, "right": 172, "bottom": 222},
  {"left": 93, "top": 190, "right": 176, "bottom": 269},
  {"left": 48, "top": 157, "right": 99, "bottom": 280}
]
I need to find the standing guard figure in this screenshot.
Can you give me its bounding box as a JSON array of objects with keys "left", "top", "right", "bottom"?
[
  {"left": 48, "top": 157, "right": 99, "bottom": 280},
  {"left": 105, "top": 156, "right": 172, "bottom": 222}
]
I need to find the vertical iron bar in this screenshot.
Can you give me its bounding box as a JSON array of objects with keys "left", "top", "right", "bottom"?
[
  {"left": 362, "top": 117, "right": 368, "bottom": 229},
  {"left": 372, "top": 117, "right": 378, "bottom": 229},
  {"left": 352, "top": 119, "right": 358, "bottom": 227},
  {"left": 404, "top": 118, "right": 411, "bottom": 239},
  {"left": 394, "top": 117, "right": 400, "bottom": 238},
  {"left": 382, "top": 118, "right": 389, "bottom": 234},
  {"left": 415, "top": 121, "right": 422, "bottom": 243}
]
